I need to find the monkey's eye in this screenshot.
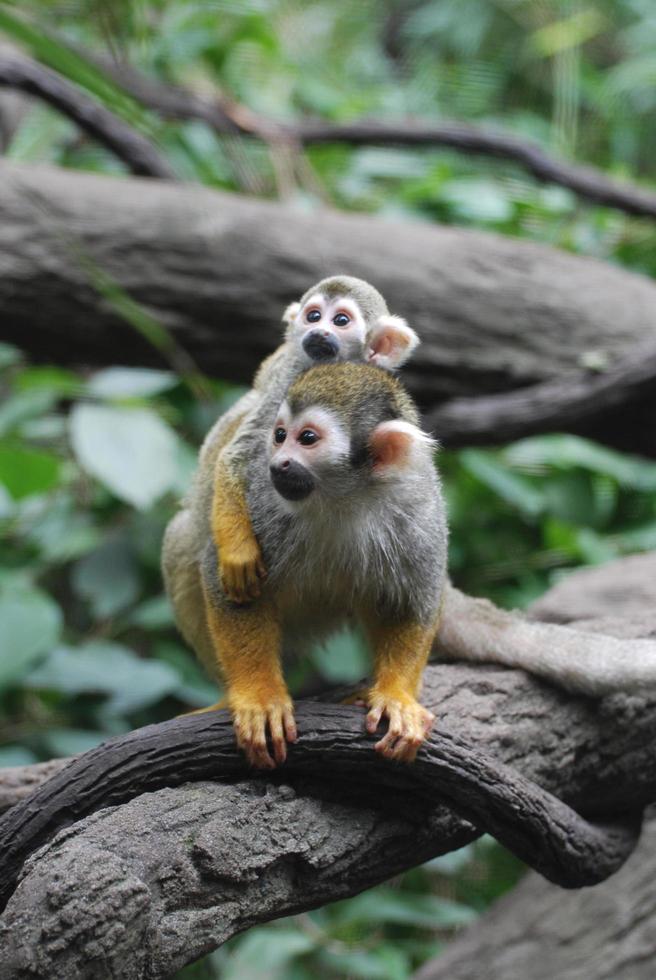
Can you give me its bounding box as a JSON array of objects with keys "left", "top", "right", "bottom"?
[
  {"left": 333, "top": 312, "right": 350, "bottom": 327},
  {"left": 298, "top": 429, "right": 319, "bottom": 446},
  {"left": 274, "top": 427, "right": 287, "bottom": 444},
  {"left": 306, "top": 309, "right": 322, "bottom": 323}
]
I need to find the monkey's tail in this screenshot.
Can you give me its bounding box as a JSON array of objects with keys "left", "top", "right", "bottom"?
[{"left": 435, "top": 583, "right": 656, "bottom": 696}]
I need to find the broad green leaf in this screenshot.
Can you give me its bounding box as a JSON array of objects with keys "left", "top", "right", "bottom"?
[
  {"left": 26, "top": 641, "right": 181, "bottom": 714},
  {"left": 311, "top": 629, "right": 369, "bottom": 683},
  {"left": 331, "top": 888, "right": 478, "bottom": 929},
  {"left": 40, "top": 728, "right": 105, "bottom": 757},
  {"left": 0, "top": 443, "right": 62, "bottom": 499},
  {"left": 222, "top": 928, "right": 315, "bottom": 980},
  {"left": 129, "top": 595, "right": 175, "bottom": 629},
  {"left": 506, "top": 435, "right": 656, "bottom": 491},
  {"left": 460, "top": 450, "right": 544, "bottom": 516},
  {"left": 69, "top": 403, "right": 181, "bottom": 508},
  {"left": 0, "top": 585, "right": 62, "bottom": 690},
  {"left": 0, "top": 746, "right": 38, "bottom": 767},
  {"left": 0, "top": 388, "right": 58, "bottom": 436},
  {"left": 71, "top": 536, "right": 140, "bottom": 618},
  {"left": 16, "top": 366, "right": 82, "bottom": 396},
  {"left": 87, "top": 368, "right": 177, "bottom": 399}
]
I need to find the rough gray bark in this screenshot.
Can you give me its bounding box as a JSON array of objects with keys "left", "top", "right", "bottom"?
[
  {"left": 1, "top": 161, "right": 656, "bottom": 453},
  {"left": 415, "top": 807, "right": 656, "bottom": 980},
  {"left": 1, "top": 551, "right": 656, "bottom": 977}
]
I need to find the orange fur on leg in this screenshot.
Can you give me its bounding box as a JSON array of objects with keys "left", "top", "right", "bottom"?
[
  {"left": 364, "top": 618, "right": 436, "bottom": 763},
  {"left": 211, "top": 453, "right": 266, "bottom": 604},
  {"left": 202, "top": 588, "right": 296, "bottom": 768}
]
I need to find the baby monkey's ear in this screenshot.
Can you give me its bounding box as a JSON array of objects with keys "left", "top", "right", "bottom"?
[
  {"left": 282, "top": 301, "right": 301, "bottom": 325},
  {"left": 368, "top": 315, "right": 419, "bottom": 370},
  {"left": 369, "top": 420, "right": 434, "bottom": 476}
]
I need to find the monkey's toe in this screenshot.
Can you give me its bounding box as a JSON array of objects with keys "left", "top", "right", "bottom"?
[{"left": 367, "top": 696, "right": 434, "bottom": 764}]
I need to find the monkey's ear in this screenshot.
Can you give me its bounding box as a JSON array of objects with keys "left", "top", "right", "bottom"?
[
  {"left": 369, "top": 420, "right": 434, "bottom": 475},
  {"left": 283, "top": 301, "right": 301, "bottom": 325},
  {"left": 368, "top": 315, "right": 419, "bottom": 370}
]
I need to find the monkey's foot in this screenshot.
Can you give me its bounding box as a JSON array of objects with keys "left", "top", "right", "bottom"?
[
  {"left": 232, "top": 696, "right": 297, "bottom": 769},
  {"left": 220, "top": 543, "right": 267, "bottom": 604},
  {"left": 365, "top": 692, "right": 434, "bottom": 763}
]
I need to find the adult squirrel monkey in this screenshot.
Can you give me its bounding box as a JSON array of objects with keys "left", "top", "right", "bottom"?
[
  {"left": 164, "top": 361, "right": 444, "bottom": 767},
  {"left": 209, "top": 276, "right": 419, "bottom": 604}
]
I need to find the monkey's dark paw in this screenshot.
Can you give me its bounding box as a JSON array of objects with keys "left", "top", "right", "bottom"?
[
  {"left": 220, "top": 549, "right": 268, "bottom": 604},
  {"left": 366, "top": 694, "right": 434, "bottom": 764},
  {"left": 232, "top": 698, "right": 297, "bottom": 769}
]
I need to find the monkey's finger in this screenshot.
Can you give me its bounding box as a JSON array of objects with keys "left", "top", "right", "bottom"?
[
  {"left": 250, "top": 712, "right": 277, "bottom": 769},
  {"left": 268, "top": 709, "right": 287, "bottom": 765},
  {"left": 283, "top": 708, "right": 298, "bottom": 743},
  {"left": 422, "top": 709, "right": 435, "bottom": 736},
  {"left": 374, "top": 705, "right": 404, "bottom": 755},
  {"left": 366, "top": 706, "right": 384, "bottom": 734},
  {"left": 256, "top": 557, "right": 267, "bottom": 580},
  {"left": 236, "top": 711, "right": 275, "bottom": 769}
]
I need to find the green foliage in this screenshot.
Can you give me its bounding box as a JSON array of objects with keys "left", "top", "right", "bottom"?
[{"left": 1, "top": 1, "right": 656, "bottom": 976}]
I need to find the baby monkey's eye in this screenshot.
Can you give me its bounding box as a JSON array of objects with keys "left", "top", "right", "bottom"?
[
  {"left": 306, "top": 309, "right": 322, "bottom": 323},
  {"left": 333, "top": 312, "right": 350, "bottom": 327},
  {"left": 298, "top": 429, "right": 319, "bottom": 446},
  {"left": 274, "top": 427, "right": 287, "bottom": 444}
]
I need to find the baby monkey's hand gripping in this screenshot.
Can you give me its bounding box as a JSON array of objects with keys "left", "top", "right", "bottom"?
[
  {"left": 211, "top": 275, "right": 419, "bottom": 603},
  {"left": 200, "top": 361, "right": 446, "bottom": 767}
]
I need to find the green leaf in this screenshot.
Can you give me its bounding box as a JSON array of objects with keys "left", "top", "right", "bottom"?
[
  {"left": 129, "top": 595, "right": 175, "bottom": 629},
  {"left": 0, "top": 746, "right": 38, "bottom": 767},
  {"left": 40, "top": 728, "right": 106, "bottom": 757},
  {"left": 505, "top": 435, "right": 656, "bottom": 491},
  {"left": 331, "top": 888, "right": 478, "bottom": 929},
  {"left": 69, "top": 403, "right": 181, "bottom": 508},
  {"left": 460, "top": 450, "right": 544, "bottom": 516},
  {"left": 222, "top": 928, "right": 315, "bottom": 980},
  {"left": 26, "top": 641, "right": 181, "bottom": 714},
  {"left": 71, "top": 536, "right": 140, "bottom": 618},
  {"left": 311, "top": 629, "right": 369, "bottom": 683},
  {"left": 0, "top": 442, "right": 62, "bottom": 499},
  {"left": 87, "top": 368, "right": 177, "bottom": 399},
  {"left": 0, "top": 585, "right": 62, "bottom": 690},
  {"left": 0, "top": 342, "right": 22, "bottom": 370}
]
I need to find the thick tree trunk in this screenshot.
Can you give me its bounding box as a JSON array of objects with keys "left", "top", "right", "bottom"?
[
  {"left": 0, "top": 554, "right": 655, "bottom": 978},
  {"left": 1, "top": 162, "right": 655, "bottom": 453}
]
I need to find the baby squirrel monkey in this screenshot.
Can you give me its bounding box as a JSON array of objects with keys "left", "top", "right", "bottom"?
[
  {"left": 210, "top": 276, "right": 419, "bottom": 604},
  {"left": 164, "top": 361, "right": 445, "bottom": 767}
]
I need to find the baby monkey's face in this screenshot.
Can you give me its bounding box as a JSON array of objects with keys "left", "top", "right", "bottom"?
[{"left": 288, "top": 292, "right": 368, "bottom": 365}]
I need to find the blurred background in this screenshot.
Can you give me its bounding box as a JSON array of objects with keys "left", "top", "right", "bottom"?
[{"left": 2, "top": 1, "right": 656, "bottom": 976}]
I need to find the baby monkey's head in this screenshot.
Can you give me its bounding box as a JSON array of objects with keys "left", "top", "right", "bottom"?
[
  {"left": 268, "top": 362, "right": 434, "bottom": 505},
  {"left": 283, "top": 275, "right": 419, "bottom": 372}
]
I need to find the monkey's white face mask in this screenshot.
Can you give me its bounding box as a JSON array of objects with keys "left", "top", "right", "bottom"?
[{"left": 283, "top": 293, "right": 418, "bottom": 372}]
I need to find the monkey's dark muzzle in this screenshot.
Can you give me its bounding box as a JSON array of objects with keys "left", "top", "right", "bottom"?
[
  {"left": 302, "top": 330, "right": 340, "bottom": 361},
  {"left": 270, "top": 460, "right": 315, "bottom": 501}
]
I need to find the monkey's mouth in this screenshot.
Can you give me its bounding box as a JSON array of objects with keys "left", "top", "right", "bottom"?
[
  {"left": 302, "top": 330, "right": 340, "bottom": 362},
  {"left": 269, "top": 461, "right": 315, "bottom": 501}
]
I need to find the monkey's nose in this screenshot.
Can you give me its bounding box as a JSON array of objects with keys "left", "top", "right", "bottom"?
[
  {"left": 270, "top": 460, "right": 315, "bottom": 501},
  {"left": 302, "top": 329, "right": 340, "bottom": 362}
]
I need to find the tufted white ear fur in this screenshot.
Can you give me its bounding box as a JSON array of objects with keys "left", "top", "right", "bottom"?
[
  {"left": 369, "top": 420, "right": 435, "bottom": 476},
  {"left": 282, "top": 301, "right": 301, "bottom": 325},
  {"left": 368, "top": 315, "right": 419, "bottom": 370}
]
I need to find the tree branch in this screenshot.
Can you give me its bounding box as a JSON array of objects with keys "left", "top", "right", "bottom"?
[
  {"left": 0, "top": 53, "right": 175, "bottom": 178},
  {"left": 2, "top": 161, "right": 656, "bottom": 455},
  {"left": 91, "top": 54, "right": 656, "bottom": 219},
  {"left": 1, "top": 554, "right": 656, "bottom": 976},
  {"left": 425, "top": 342, "right": 656, "bottom": 447}
]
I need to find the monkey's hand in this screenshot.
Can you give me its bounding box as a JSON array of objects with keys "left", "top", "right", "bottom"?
[
  {"left": 220, "top": 539, "right": 267, "bottom": 604},
  {"left": 365, "top": 690, "right": 434, "bottom": 763},
  {"left": 230, "top": 690, "right": 297, "bottom": 769}
]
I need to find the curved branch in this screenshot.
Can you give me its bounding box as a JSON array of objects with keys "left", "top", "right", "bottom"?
[
  {"left": 0, "top": 53, "right": 175, "bottom": 179},
  {"left": 92, "top": 54, "right": 656, "bottom": 219},
  {"left": 427, "top": 343, "right": 656, "bottom": 447},
  {"left": 0, "top": 702, "right": 643, "bottom": 914}
]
